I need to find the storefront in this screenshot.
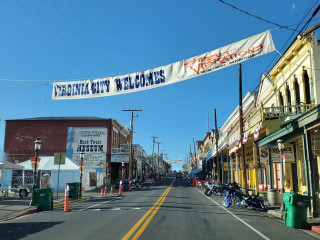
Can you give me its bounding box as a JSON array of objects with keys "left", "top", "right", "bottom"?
[{"left": 256, "top": 105, "right": 320, "bottom": 217}]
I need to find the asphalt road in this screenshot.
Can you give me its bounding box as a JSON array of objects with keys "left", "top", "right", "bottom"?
[{"left": 0, "top": 175, "right": 317, "bottom": 240}]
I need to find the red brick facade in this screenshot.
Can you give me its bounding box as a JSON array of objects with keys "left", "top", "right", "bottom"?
[{"left": 4, "top": 118, "right": 130, "bottom": 180}]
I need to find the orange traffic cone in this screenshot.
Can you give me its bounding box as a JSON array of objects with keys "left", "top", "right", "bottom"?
[
  {"left": 119, "top": 184, "right": 122, "bottom": 197},
  {"left": 101, "top": 187, "right": 104, "bottom": 196},
  {"left": 110, "top": 186, "right": 114, "bottom": 194},
  {"left": 104, "top": 186, "right": 107, "bottom": 196},
  {"left": 64, "top": 184, "right": 69, "bottom": 212}
]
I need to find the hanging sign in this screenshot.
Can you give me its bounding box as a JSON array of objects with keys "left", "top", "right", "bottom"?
[{"left": 52, "top": 31, "right": 275, "bottom": 100}]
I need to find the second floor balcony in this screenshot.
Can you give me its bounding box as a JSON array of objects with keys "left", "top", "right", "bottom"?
[
  {"left": 262, "top": 103, "right": 316, "bottom": 120},
  {"left": 243, "top": 103, "right": 316, "bottom": 132}
]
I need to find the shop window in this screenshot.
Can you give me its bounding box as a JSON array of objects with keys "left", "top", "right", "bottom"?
[
  {"left": 298, "top": 144, "right": 306, "bottom": 193},
  {"left": 310, "top": 128, "right": 320, "bottom": 196},
  {"left": 303, "top": 70, "right": 311, "bottom": 104}
]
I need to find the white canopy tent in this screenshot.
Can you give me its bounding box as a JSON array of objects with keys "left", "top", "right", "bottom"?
[
  {"left": 19, "top": 156, "right": 80, "bottom": 192},
  {"left": 0, "top": 161, "right": 25, "bottom": 193}
]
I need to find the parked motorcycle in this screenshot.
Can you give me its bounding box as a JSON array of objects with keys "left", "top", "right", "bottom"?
[
  {"left": 221, "top": 186, "right": 267, "bottom": 211},
  {"left": 204, "top": 181, "right": 215, "bottom": 196},
  {"left": 131, "top": 179, "right": 142, "bottom": 190},
  {"left": 221, "top": 185, "right": 244, "bottom": 207},
  {"left": 121, "top": 180, "right": 129, "bottom": 190}
]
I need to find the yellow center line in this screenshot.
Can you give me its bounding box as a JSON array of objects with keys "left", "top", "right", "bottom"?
[
  {"left": 132, "top": 185, "right": 173, "bottom": 240},
  {"left": 122, "top": 179, "right": 175, "bottom": 240}
]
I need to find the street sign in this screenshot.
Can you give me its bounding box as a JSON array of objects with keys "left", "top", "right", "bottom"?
[{"left": 54, "top": 153, "right": 66, "bottom": 165}]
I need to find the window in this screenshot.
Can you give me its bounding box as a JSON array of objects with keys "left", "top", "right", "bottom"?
[
  {"left": 279, "top": 92, "right": 284, "bottom": 106},
  {"left": 286, "top": 85, "right": 292, "bottom": 113},
  {"left": 294, "top": 78, "right": 300, "bottom": 105},
  {"left": 303, "top": 70, "right": 311, "bottom": 104}
]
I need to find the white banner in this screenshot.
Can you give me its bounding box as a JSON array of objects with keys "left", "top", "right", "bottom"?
[{"left": 52, "top": 31, "right": 275, "bottom": 100}]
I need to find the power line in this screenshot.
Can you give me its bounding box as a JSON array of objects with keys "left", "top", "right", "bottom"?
[
  {"left": 51, "top": 0, "right": 108, "bottom": 75},
  {"left": 2, "top": 99, "right": 51, "bottom": 119},
  {"left": 67, "top": 0, "right": 117, "bottom": 75},
  {"left": 218, "top": 0, "right": 299, "bottom": 32},
  {"left": 244, "top": 1, "right": 320, "bottom": 105},
  {"left": 0, "top": 83, "right": 50, "bottom": 89},
  {"left": 16, "top": 0, "right": 94, "bottom": 77}
]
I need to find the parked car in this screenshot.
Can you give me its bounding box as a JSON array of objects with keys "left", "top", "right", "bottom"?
[{"left": 176, "top": 172, "right": 183, "bottom": 179}]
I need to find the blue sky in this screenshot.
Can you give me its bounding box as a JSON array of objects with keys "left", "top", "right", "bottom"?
[{"left": 0, "top": 0, "right": 319, "bottom": 170}]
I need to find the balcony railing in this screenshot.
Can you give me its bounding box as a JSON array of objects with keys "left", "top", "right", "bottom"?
[
  {"left": 262, "top": 103, "right": 316, "bottom": 121},
  {"left": 243, "top": 103, "right": 316, "bottom": 132}
]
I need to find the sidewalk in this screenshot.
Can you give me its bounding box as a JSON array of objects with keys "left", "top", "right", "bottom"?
[
  {"left": 266, "top": 205, "right": 320, "bottom": 237},
  {"left": 0, "top": 185, "right": 118, "bottom": 222}
]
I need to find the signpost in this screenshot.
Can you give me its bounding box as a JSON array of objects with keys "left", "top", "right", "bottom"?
[{"left": 54, "top": 153, "right": 66, "bottom": 199}]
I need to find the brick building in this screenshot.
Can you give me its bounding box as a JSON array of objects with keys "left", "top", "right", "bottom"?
[{"left": 4, "top": 117, "right": 130, "bottom": 184}]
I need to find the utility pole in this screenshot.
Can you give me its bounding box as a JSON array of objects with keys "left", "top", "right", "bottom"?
[
  {"left": 193, "top": 138, "right": 197, "bottom": 170},
  {"left": 208, "top": 111, "right": 210, "bottom": 133},
  {"left": 190, "top": 145, "right": 193, "bottom": 170},
  {"left": 156, "top": 141, "right": 161, "bottom": 180},
  {"left": 215, "top": 108, "right": 221, "bottom": 183},
  {"left": 151, "top": 136, "right": 158, "bottom": 172},
  {"left": 239, "top": 64, "right": 248, "bottom": 195},
  {"left": 123, "top": 109, "right": 142, "bottom": 180}
]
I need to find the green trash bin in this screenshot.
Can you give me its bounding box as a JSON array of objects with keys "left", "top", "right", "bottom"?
[
  {"left": 30, "top": 189, "right": 39, "bottom": 206},
  {"left": 38, "top": 188, "right": 54, "bottom": 211},
  {"left": 115, "top": 179, "right": 120, "bottom": 189},
  {"left": 31, "top": 188, "right": 54, "bottom": 211},
  {"left": 67, "top": 182, "right": 80, "bottom": 199},
  {"left": 283, "top": 193, "right": 310, "bottom": 228}
]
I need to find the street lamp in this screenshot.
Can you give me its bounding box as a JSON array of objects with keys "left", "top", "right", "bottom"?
[
  {"left": 122, "top": 161, "right": 125, "bottom": 180},
  {"left": 79, "top": 152, "right": 85, "bottom": 197},
  {"left": 33, "top": 137, "right": 42, "bottom": 191},
  {"left": 277, "top": 139, "right": 285, "bottom": 211}
]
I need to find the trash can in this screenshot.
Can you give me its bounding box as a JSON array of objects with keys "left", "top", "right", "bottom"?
[
  {"left": 30, "top": 189, "right": 39, "bottom": 206},
  {"left": 38, "top": 188, "right": 54, "bottom": 211},
  {"left": 115, "top": 179, "right": 120, "bottom": 189},
  {"left": 31, "top": 188, "right": 54, "bottom": 211},
  {"left": 283, "top": 193, "right": 310, "bottom": 228},
  {"left": 267, "top": 189, "right": 280, "bottom": 206},
  {"left": 67, "top": 182, "right": 80, "bottom": 199}
]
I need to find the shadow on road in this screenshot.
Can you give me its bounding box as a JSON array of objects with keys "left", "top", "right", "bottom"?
[{"left": 0, "top": 221, "right": 64, "bottom": 240}]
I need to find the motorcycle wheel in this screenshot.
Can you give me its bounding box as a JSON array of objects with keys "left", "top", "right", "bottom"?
[
  {"left": 259, "top": 202, "right": 267, "bottom": 212},
  {"left": 205, "top": 189, "right": 213, "bottom": 196},
  {"left": 222, "top": 197, "right": 230, "bottom": 207}
]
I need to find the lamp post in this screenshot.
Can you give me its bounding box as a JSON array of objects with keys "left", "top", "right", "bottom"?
[
  {"left": 33, "top": 138, "right": 42, "bottom": 191},
  {"left": 79, "top": 152, "right": 85, "bottom": 197},
  {"left": 122, "top": 161, "right": 125, "bottom": 180},
  {"left": 277, "top": 139, "right": 285, "bottom": 211}
]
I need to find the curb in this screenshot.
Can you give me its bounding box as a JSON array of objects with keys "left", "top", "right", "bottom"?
[
  {"left": 5, "top": 194, "right": 118, "bottom": 221},
  {"left": 11, "top": 208, "right": 38, "bottom": 220},
  {"left": 312, "top": 226, "right": 320, "bottom": 235}
]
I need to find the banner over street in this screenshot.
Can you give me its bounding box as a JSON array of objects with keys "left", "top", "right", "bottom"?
[{"left": 52, "top": 31, "right": 275, "bottom": 100}]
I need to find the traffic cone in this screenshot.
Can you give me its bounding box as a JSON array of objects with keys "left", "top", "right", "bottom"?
[
  {"left": 64, "top": 184, "right": 69, "bottom": 212},
  {"left": 110, "top": 186, "right": 114, "bottom": 194},
  {"left": 101, "top": 187, "right": 103, "bottom": 196},
  {"left": 104, "top": 186, "right": 107, "bottom": 196},
  {"left": 119, "top": 184, "right": 122, "bottom": 197}
]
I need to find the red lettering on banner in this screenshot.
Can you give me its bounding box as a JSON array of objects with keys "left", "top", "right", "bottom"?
[{"left": 184, "top": 45, "right": 264, "bottom": 74}]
